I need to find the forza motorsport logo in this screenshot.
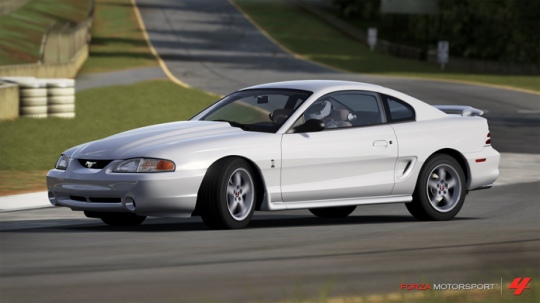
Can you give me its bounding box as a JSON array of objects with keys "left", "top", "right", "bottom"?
[
  {"left": 509, "top": 277, "right": 531, "bottom": 295},
  {"left": 400, "top": 277, "right": 532, "bottom": 295},
  {"left": 400, "top": 283, "right": 497, "bottom": 291}
]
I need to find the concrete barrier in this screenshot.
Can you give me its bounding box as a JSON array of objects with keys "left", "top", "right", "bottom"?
[
  {"left": 0, "top": 45, "right": 88, "bottom": 79},
  {"left": 0, "top": 82, "right": 19, "bottom": 120},
  {"left": 0, "top": 0, "right": 30, "bottom": 15}
]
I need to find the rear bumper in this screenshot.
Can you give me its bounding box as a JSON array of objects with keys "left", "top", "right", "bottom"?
[
  {"left": 46, "top": 167, "right": 206, "bottom": 217},
  {"left": 464, "top": 146, "right": 500, "bottom": 190}
]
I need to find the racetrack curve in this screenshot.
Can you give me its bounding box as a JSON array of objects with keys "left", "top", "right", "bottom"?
[{"left": 1, "top": 0, "right": 539, "bottom": 302}]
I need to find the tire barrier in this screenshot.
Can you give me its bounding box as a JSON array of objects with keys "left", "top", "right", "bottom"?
[
  {"left": 0, "top": 77, "right": 76, "bottom": 119},
  {"left": 20, "top": 105, "right": 48, "bottom": 118},
  {"left": 48, "top": 95, "right": 75, "bottom": 105},
  {"left": 46, "top": 79, "right": 75, "bottom": 118},
  {"left": 19, "top": 81, "right": 48, "bottom": 118}
]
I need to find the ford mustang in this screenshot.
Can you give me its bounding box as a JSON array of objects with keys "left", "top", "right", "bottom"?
[{"left": 47, "top": 80, "right": 500, "bottom": 229}]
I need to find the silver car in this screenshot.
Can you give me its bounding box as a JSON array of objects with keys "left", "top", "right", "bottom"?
[{"left": 47, "top": 80, "right": 499, "bottom": 229}]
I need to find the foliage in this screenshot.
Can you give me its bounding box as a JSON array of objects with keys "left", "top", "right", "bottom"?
[
  {"left": 234, "top": 0, "right": 540, "bottom": 91},
  {"left": 331, "top": 0, "right": 540, "bottom": 64},
  {"left": 438, "top": 0, "right": 539, "bottom": 64}
]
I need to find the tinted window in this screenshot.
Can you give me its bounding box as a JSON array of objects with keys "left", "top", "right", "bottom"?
[
  {"left": 302, "top": 91, "right": 384, "bottom": 129},
  {"left": 381, "top": 94, "right": 415, "bottom": 122},
  {"left": 199, "top": 89, "right": 311, "bottom": 133}
]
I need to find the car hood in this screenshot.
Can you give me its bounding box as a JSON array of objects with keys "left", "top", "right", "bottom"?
[{"left": 71, "top": 121, "right": 243, "bottom": 160}]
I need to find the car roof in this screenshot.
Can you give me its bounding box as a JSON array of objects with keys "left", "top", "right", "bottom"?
[
  {"left": 242, "top": 80, "right": 448, "bottom": 124},
  {"left": 242, "top": 80, "right": 383, "bottom": 94}
]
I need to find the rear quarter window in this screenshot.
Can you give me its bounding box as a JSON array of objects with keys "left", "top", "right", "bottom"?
[{"left": 381, "top": 94, "right": 416, "bottom": 123}]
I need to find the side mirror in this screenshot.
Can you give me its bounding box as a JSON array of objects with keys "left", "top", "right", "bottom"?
[{"left": 293, "top": 119, "right": 325, "bottom": 133}]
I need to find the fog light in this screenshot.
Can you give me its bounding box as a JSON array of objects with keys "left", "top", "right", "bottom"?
[
  {"left": 48, "top": 191, "right": 57, "bottom": 205},
  {"left": 124, "top": 196, "right": 136, "bottom": 212}
]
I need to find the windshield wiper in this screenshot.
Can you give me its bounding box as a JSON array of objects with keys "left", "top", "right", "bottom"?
[{"left": 211, "top": 119, "right": 252, "bottom": 131}]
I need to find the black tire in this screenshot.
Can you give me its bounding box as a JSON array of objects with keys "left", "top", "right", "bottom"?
[
  {"left": 309, "top": 206, "right": 356, "bottom": 218},
  {"left": 97, "top": 213, "right": 146, "bottom": 227},
  {"left": 406, "top": 154, "right": 466, "bottom": 221},
  {"left": 198, "top": 158, "right": 258, "bottom": 229}
]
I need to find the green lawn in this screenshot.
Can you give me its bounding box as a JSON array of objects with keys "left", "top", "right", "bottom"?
[
  {"left": 0, "top": 0, "right": 92, "bottom": 65},
  {"left": 80, "top": 0, "right": 158, "bottom": 73},
  {"left": 233, "top": 0, "right": 540, "bottom": 92},
  {"left": 0, "top": 80, "right": 216, "bottom": 172}
]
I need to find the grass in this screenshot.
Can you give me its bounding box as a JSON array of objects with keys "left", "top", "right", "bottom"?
[
  {"left": 0, "top": 80, "right": 217, "bottom": 194},
  {"left": 0, "top": 0, "right": 92, "bottom": 65},
  {"left": 79, "top": 0, "right": 158, "bottom": 73},
  {"left": 233, "top": 0, "right": 540, "bottom": 92},
  {"left": 0, "top": 0, "right": 164, "bottom": 195},
  {"left": 0, "top": 170, "right": 49, "bottom": 196}
]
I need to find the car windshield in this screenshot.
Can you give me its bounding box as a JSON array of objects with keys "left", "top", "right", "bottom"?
[{"left": 197, "top": 89, "right": 312, "bottom": 133}]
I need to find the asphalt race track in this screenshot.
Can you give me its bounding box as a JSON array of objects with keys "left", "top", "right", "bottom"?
[{"left": 1, "top": 0, "right": 539, "bottom": 302}]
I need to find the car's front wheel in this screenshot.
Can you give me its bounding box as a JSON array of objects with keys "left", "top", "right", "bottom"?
[
  {"left": 198, "top": 158, "right": 258, "bottom": 229},
  {"left": 406, "top": 154, "right": 466, "bottom": 221},
  {"left": 309, "top": 206, "right": 356, "bottom": 218}
]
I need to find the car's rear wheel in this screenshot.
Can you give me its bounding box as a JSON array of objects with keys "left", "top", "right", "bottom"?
[
  {"left": 309, "top": 206, "right": 356, "bottom": 218},
  {"left": 94, "top": 212, "right": 146, "bottom": 227},
  {"left": 406, "top": 154, "right": 466, "bottom": 221},
  {"left": 198, "top": 158, "right": 257, "bottom": 229}
]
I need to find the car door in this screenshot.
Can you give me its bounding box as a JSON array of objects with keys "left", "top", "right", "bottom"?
[{"left": 281, "top": 91, "right": 398, "bottom": 203}]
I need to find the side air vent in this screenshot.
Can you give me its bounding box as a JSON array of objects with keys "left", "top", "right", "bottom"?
[{"left": 395, "top": 157, "right": 418, "bottom": 180}]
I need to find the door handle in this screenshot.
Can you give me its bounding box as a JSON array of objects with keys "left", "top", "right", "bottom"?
[{"left": 373, "top": 140, "right": 388, "bottom": 148}]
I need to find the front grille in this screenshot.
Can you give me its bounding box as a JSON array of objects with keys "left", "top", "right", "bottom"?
[
  {"left": 77, "top": 159, "right": 113, "bottom": 169},
  {"left": 70, "top": 195, "right": 87, "bottom": 202},
  {"left": 89, "top": 197, "right": 122, "bottom": 203},
  {"left": 69, "top": 196, "right": 122, "bottom": 203}
]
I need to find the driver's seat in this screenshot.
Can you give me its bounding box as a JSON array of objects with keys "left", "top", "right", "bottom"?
[{"left": 270, "top": 109, "right": 293, "bottom": 124}]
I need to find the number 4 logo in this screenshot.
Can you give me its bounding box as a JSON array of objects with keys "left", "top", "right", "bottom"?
[{"left": 509, "top": 277, "right": 531, "bottom": 295}]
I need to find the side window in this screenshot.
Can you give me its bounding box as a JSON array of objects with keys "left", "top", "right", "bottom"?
[
  {"left": 302, "top": 91, "right": 384, "bottom": 129},
  {"left": 381, "top": 94, "right": 415, "bottom": 123}
]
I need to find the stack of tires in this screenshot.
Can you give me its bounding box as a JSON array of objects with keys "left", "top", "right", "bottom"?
[
  {"left": 0, "top": 77, "right": 76, "bottom": 119},
  {"left": 46, "top": 79, "right": 75, "bottom": 118},
  {"left": 19, "top": 80, "right": 48, "bottom": 118}
]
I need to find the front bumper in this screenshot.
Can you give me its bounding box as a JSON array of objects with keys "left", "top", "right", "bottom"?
[{"left": 47, "top": 164, "right": 206, "bottom": 217}]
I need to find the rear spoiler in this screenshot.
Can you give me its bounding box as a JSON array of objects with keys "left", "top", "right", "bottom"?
[{"left": 434, "top": 105, "right": 484, "bottom": 117}]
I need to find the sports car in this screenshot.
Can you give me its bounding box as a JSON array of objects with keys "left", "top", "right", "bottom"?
[{"left": 46, "top": 80, "right": 500, "bottom": 229}]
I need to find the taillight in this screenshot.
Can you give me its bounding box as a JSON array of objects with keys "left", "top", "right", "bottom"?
[{"left": 485, "top": 132, "right": 491, "bottom": 146}]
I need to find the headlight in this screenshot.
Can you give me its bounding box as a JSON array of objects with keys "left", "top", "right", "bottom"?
[
  {"left": 55, "top": 154, "right": 69, "bottom": 170},
  {"left": 112, "top": 158, "right": 175, "bottom": 173}
]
